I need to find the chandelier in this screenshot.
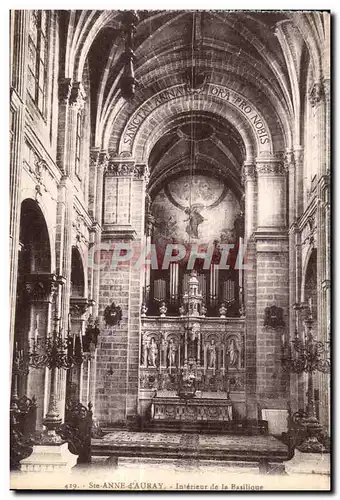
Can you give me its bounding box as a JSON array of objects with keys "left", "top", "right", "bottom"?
[{"left": 119, "top": 10, "right": 139, "bottom": 100}]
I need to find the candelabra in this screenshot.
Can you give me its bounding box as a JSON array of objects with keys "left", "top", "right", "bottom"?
[
  {"left": 282, "top": 308, "right": 330, "bottom": 452},
  {"left": 28, "top": 316, "right": 85, "bottom": 444}
]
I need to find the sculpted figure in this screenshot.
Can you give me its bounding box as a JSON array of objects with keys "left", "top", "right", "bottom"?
[
  {"left": 167, "top": 338, "right": 177, "bottom": 367},
  {"left": 207, "top": 338, "right": 217, "bottom": 369},
  {"left": 148, "top": 337, "right": 158, "bottom": 367},
  {"left": 227, "top": 338, "right": 239, "bottom": 368}
]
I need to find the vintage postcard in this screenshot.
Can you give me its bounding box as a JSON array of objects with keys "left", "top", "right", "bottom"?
[{"left": 9, "top": 9, "right": 331, "bottom": 491}]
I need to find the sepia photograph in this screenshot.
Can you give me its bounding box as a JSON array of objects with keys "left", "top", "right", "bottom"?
[{"left": 9, "top": 8, "right": 331, "bottom": 491}]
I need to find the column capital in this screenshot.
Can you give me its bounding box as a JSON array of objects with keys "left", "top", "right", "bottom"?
[
  {"left": 23, "top": 273, "right": 58, "bottom": 302},
  {"left": 90, "top": 148, "right": 100, "bottom": 167},
  {"left": 242, "top": 162, "right": 256, "bottom": 181},
  {"left": 98, "top": 151, "right": 109, "bottom": 169},
  {"left": 106, "top": 159, "right": 149, "bottom": 180},
  {"left": 256, "top": 158, "right": 286, "bottom": 176},
  {"left": 58, "top": 78, "right": 72, "bottom": 104},
  {"left": 309, "top": 81, "right": 324, "bottom": 107},
  {"left": 69, "top": 82, "right": 86, "bottom": 110},
  {"left": 69, "top": 297, "right": 93, "bottom": 317}
]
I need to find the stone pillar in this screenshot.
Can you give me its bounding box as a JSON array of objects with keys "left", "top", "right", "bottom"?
[
  {"left": 255, "top": 156, "right": 289, "bottom": 406},
  {"left": 243, "top": 162, "right": 257, "bottom": 241},
  {"left": 24, "top": 273, "right": 57, "bottom": 429},
  {"left": 88, "top": 151, "right": 107, "bottom": 412},
  {"left": 286, "top": 150, "right": 299, "bottom": 412},
  {"left": 96, "top": 159, "right": 148, "bottom": 424},
  {"left": 243, "top": 163, "right": 257, "bottom": 418},
  {"left": 310, "top": 80, "right": 331, "bottom": 429},
  {"left": 10, "top": 11, "right": 29, "bottom": 369}
]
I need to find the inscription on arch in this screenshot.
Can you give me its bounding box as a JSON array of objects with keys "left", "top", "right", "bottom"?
[{"left": 120, "top": 84, "right": 271, "bottom": 153}]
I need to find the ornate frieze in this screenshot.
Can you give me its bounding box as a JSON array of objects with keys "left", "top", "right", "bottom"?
[
  {"left": 105, "top": 161, "right": 149, "bottom": 180},
  {"left": 256, "top": 161, "right": 286, "bottom": 175}
]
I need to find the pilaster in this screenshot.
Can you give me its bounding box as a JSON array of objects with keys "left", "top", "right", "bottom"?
[
  {"left": 96, "top": 157, "right": 148, "bottom": 423},
  {"left": 10, "top": 10, "right": 29, "bottom": 369},
  {"left": 254, "top": 155, "right": 289, "bottom": 405}
]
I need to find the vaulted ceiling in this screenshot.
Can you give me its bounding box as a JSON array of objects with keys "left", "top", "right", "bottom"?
[{"left": 59, "top": 10, "right": 329, "bottom": 196}]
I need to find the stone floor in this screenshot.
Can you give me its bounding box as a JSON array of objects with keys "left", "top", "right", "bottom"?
[{"left": 10, "top": 431, "right": 331, "bottom": 491}]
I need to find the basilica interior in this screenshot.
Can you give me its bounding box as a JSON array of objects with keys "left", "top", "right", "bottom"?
[{"left": 10, "top": 10, "right": 330, "bottom": 479}]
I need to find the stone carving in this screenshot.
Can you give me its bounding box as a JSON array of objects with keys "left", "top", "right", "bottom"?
[
  {"left": 147, "top": 337, "right": 158, "bottom": 367},
  {"left": 207, "top": 339, "right": 217, "bottom": 369},
  {"left": 24, "top": 274, "right": 58, "bottom": 302},
  {"left": 309, "top": 82, "right": 324, "bottom": 107},
  {"left": 69, "top": 82, "right": 86, "bottom": 109},
  {"left": 256, "top": 162, "right": 286, "bottom": 175},
  {"left": 219, "top": 303, "right": 227, "bottom": 318},
  {"left": 167, "top": 338, "right": 178, "bottom": 367},
  {"left": 264, "top": 305, "right": 285, "bottom": 329},
  {"left": 105, "top": 162, "right": 148, "bottom": 179},
  {"left": 103, "top": 302, "right": 122, "bottom": 326},
  {"left": 227, "top": 337, "right": 240, "bottom": 368},
  {"left": 243, "top": 163, "right": 256, "bottom": 180},
  {"left": 159, "top": 301, "right": 167, "bottom": 317}
]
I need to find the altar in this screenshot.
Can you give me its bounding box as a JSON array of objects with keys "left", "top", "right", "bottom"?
[
  {"left": 140, "top": 272, "right": 246, "bottom": 421},
  {"left": 151, "top": 393, "right": 233, "bottom": 423}
]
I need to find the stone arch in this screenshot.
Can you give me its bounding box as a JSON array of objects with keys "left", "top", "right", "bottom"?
[
  {"left": 116, "top": 85, "right": 276, "bottom": 162},
  {"left": 13, "top": 199, "right": 53, "bottom": 427},
  {"left": 70, "top": 246, "right": 86, "bottom": 298},
  {"left": 18, "top": 199, "right": 52, "bottom": 274}
]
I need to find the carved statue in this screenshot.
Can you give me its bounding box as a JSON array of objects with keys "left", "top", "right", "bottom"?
[
  {"left": 167, "top": 339, "right": 177, "bottom": 367},
  {"left": 207, "top": 338, "right": 217, "bottom": 369},
  {"left": 227, "top": 338, "right": 239, "bottom": 368},
  {"left": 148, "top": 337, "right": 158, "bottom": 367}
]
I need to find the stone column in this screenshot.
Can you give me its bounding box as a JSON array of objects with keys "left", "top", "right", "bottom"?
[
  {"left": 88, "top": 151, "right": 107, "bottom": 412},
  {"left": 243, "top": 162, "right": 257, "bottom": 241},
  {"left": 255, "top": 156, "right": 289, "bottom": 406},
  {"left": 24, "top": 273, "right": 57, "bottom": 429},
  {"left": 286, "top": 150, "right": 299, "bottom": 412},
  {"left": 243, "top": 163, "right": 258, "bottom": 418},
  {"left": 10, "top": 11, "right": 29, "bottom": 368},
  {"left": 310, "top": 80, "right": 330, "bottom": 428}
]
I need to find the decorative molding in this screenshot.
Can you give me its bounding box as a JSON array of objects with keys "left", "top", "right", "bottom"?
[
  {"left": 105, "top": 161, "right": 149, "bottom": 180},
  {"left": 256, "top": 162, "right": 286, "bottom": 175}
]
